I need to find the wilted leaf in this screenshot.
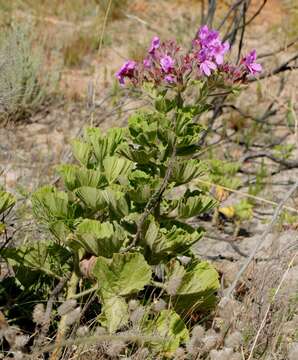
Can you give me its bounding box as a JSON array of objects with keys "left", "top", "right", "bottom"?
[
  {"left": 286, "top": 98, "right": 296, "bottom": 131},
  {"left": 98, "top": 295, "right": 129, "bottom": 333},
  {"left": 214, "top": 186, "right": 229, "bottom": 202}
]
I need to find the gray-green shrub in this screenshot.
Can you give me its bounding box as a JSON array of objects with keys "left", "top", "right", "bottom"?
[{"left": 0, "top": 25, "right": 59, "bottom": 123}]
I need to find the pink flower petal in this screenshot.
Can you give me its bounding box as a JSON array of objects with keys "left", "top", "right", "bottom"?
[{"left": 200, "top": 63, "right": 211, "bottom": 76}]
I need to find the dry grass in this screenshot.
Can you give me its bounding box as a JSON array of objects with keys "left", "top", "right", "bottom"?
[
  {"left": 235, "top": 247, "right": 298, "bottom": 359},
  {"left": 98, "top": 0, "right": 130, "bottom": 21}
]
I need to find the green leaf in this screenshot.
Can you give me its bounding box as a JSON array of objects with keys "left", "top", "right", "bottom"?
[
  {"left": 208, "top": 159, "right": 241, "bottom": 189},
  {"left": 49, "top": 220, "right": 72, "bottom": 241},
  {"left": 0, "top": 222, "right": 5, "bottom": 234},
  {"left": 103, "top": 188, "right": 129, "bottom": 218},
  {"left": 2, "top": 241, "right": 71, "bottom": 279},
  {"left": 57, "top": 164, "right": 105, "bottom": 191},
  {"left": 170, "top": 160, "right": 205, "bottom": 185},
  {"left": 98, "top": 295, "right": 129, "bottom": 333},
  {"left": 143, "top": 309, "right": 189, "bottom": 354},
  {"left": 176, "top": 123, "right": 203, "bottom": 156},
  {"left": 75, "top": 186, "right": 129, "bottom": 217},
  {"left": 178, "top": 192, "right": 217, "bottom": 219},
  {"left": 175, "top": 106, "right": 207, "bottom": 149},
  {"left": 128, "top": 111, "right": 160, "bottom": 145},
  {"left": 118, "top": 143, "right": 157, "bottom": 165},
  {"left": 128, "top": 172, "right": 160, "bottom": 204},
  {"left": 75, "top": 219, "right": 126, "bottom": 257},
  {"left": 92, "top": 252, "right": 152, "bottom": 296},
  {"left": 0, "top": 190, "right": 15, "bottom": 214},
  {"left": 85, "top": 127, "right": 124, "bottom": 165},
  {"left": 170, "top": 260, "right": 220, "bottom": 313},
  {"left": 70, "top": 139, "right": 92, "bottom": 166},
  {"left": 144, "top": 218, "right": 204, "bottom": 263},
  {"left": 234, "top": 199, "right": 253, "bottom": 220},
  {"left": 75, "top": 186, "right": 107, "bottom": 211},
  {"left": 103, "top": 156, "right": 133, "bottom": 184},
  {"left": 32, "top": 186, "right": 71, "bottom": 223}
]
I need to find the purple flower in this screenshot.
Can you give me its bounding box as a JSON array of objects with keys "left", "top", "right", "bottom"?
[
  {"left": 195, "top": 25, "right": 230, "bottom": 70},
  {"left": 242, "top": 50, "right": 262, "bottom": 75},
  {"left": 116, "top": 60, "right": 137, "bottom": 85},
  {"left": 212, "top": 41, "right": 230, "bottom": 65},
  {"left": 143, "top": 58, "right": 151, "bottom": 68},
  {"left": 197, "top": 49, "right": 217, "bottom": 76},
  {"left": 200, "top": 60, "right": 217, "bottom": 76},
  {"left": 164, "top": 74, "right": 176, "bottom": 83},
  {"left": 160, "top": 55, "right": 175, "bottom": 73},
  {"left": 198, "top": 25, "right": 219, "bottom": 46},
  {"left": 149, "top": 36, "right": 160, "bottom": 54}
]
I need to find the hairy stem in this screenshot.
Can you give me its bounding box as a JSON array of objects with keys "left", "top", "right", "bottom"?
[{"left": 50, "top": 271, "right": 79, "bottom": 360}]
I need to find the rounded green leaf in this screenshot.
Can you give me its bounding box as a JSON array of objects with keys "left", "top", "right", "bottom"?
[
  {"left": 92, "top": 252, "right": 152, "bottom": 296},
  {"left": 143, "top": 309, "right": 189, "bottom": 354},
  {"left": 75, "top": 219, "right": 126, "bottom": 257}
]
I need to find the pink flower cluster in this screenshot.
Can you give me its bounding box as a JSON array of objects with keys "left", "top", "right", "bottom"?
[
  {"left": 116, "top": 25, "right": 262, "bottom": 86},
  {"left": 194, "top": 25, "right": 230, "bottom": 76}
]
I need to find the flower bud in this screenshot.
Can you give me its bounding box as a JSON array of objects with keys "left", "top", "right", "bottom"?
[
  {"left": 57, "top": 299, "right": 77, "bottom": 316},
  {"left": 166, "top": 275, "right": 183, "bottom": 296},
  {"left": 76, "top": 326, "right": 89, "bottom": 337},
  {"left": 128, "top": 299, "right": 140, "bottom": 312},
  {"left": 64, "top": 307, "right": 81, "bottom": 326},
  {"left": 224, "top": 331, "right": 242, "bottom": 349},
  {"left": 152, "top": 299, "right": 167, "bottom": 313},
  {"left": 14, "top": 335, "right": 29, "bottom": 349},
  {"left": 32, "top": 303, "right": 45, "bottom": 325},
  {"left": 210, "top": 347, "right": 233, "bottom": 360},
  {"left": 106, "top": 340, "right": 125, "bottom": 357}
]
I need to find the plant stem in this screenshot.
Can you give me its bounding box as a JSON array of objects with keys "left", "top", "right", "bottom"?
[
  {"left": 122, "top": 92, "right": 182, "bottom": 252},
  {"left": 69, "top": 285, "right": 98, "bottom": 299},
  {"left": 151, "top": 280, "right": 166, "bottom": 289},
  {"left": 50, "top": 271, "right": 79, "bottom": 360}
]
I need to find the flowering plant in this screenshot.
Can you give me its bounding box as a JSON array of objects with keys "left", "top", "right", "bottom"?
[
  {"left": 2, "top": 25, "right": 262, "bottom": 358},
  {"left": 116, "top": 25, "right": 261, "bottom": 87}
]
